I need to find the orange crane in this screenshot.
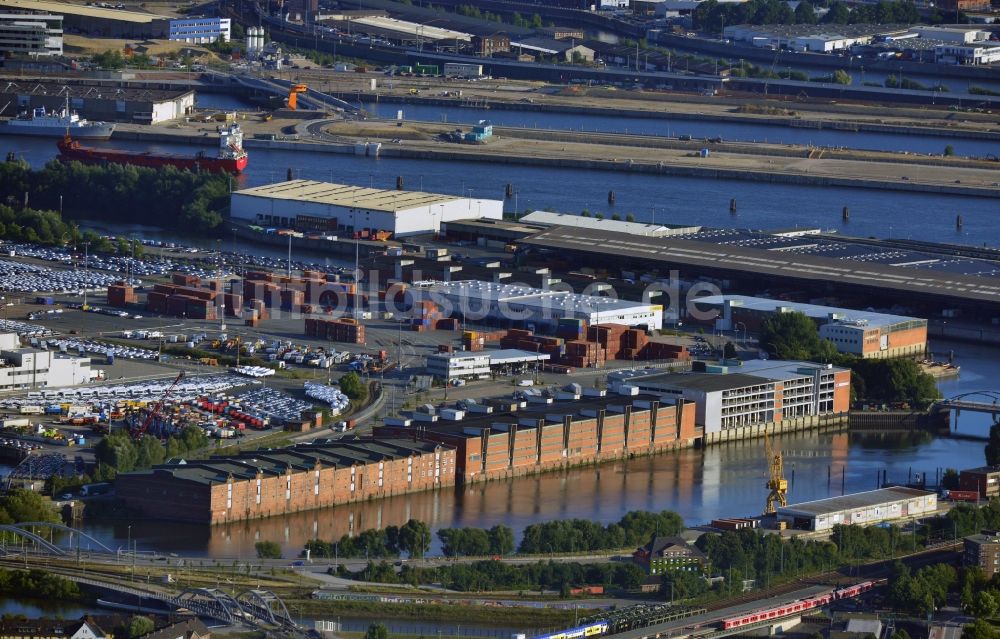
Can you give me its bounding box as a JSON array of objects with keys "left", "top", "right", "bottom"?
[
  {"left": 287, "top": 84, "right": 308, "bottom": 110},
  {"left": 130, "top": 371, "right": 185, "bottom": 439},
  {"left": 763, "top": 430, "right": 788, "bottom": 515}
]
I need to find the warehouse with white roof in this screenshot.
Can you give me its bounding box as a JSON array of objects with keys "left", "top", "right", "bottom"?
[
  {"left": 776, "top": 487, "right": 937, "bottom": 532},
  {"left": 230, "top": 180, "right": 503, "bottom": 237},
  {"left": 408, "top": 280, "right": 663, "bottom": 330}
]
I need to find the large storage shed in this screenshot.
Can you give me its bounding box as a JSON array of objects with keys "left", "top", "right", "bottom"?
[
  {"left": 230, "top": 180, "right": 503, "bottom": 238},
  {"left": 777, "top": 487, "right": 937, "bottom": 532}
]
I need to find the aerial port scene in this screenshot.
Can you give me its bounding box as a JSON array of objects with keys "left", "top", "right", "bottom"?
[{"left": 0, "top": 0, "right": 998, "bottom": 636}]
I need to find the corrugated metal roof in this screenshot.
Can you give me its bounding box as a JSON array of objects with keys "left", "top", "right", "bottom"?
[
  {"left": 520, "top": 211, "right": 700, "bottom": 237},
  {"left": 777, "top": 487, "right": 933, "bottom": 517},
  {"left": 0, "top": 0, "right": 163, "bottom": 22},
  {"left": 233, "top": 179, "right": 464, "bottom": 213},
  {"left": 696, "top": 294, "right": 921, "bottom": 330}
]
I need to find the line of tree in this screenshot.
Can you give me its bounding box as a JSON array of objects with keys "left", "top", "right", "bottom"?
[
  {"left": 757, "top": 311, "right": 941, "bottom": 408},
  {"left": 335, "top": 557, "right": 648, "bottom": 593},
  {"left": 0, "top": 159, "right": 232, "bottom": 234},
  {"left": 0, "top": 202, "right": 149, "bottom": 255},
  {"left": 0, "top": 490, "right": 59, "bottom": 525},
  {"left": 518, "top": 510, "right": 684, "bottom": 554},
  {"left": 438, "top": 524, "right": 515, "bottom": 557},
  {"left": 0, "top": 568, "right": 80, "bottom": 600},
  {"left": 694, "top": 0, "right": 922, "bottom": 30},
  {"left": 304, "top": 519, "right": 432, "bottom": 559},
  {"left": 82, "top": 426, "right": 209, "bottom": 485}
]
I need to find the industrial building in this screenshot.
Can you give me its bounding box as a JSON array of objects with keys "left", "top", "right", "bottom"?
[
  {"left": 168, "top": 17, "right": 230, "bottom": 43},
  {"left": 407, "top": 280, "right": 664, "bottom": 331},
  {"left": 609, "top": 360, "right": 850, "bottom": 441},
  {"left": 776, "top": 487, "right": 937, "bottom": 532},
  {"left": 959, "top": 465, "right": 1000, "bottom": 498},
  {"left": 425, "top": 348, "right": 551, "bottom": 380},
  {"left": 0, "top": 0, "right": 169, "bottom": 38},
  {"left": 694, "top": 295, "right": 928, "bottom": 359},
  {"left": 0, "top": 81, "right": 194, "bottom": 124},
  {"left": 230, "top": 180, "right": 503, "bottom": 238},
  {"left": 936, "top": 42, "right": 1000, "bottom": 65},
  {"left": 518, "top": 226, "right": 1000, "bottom": 321},
  {"left": 376, "top": 390, "right": 698, "bottom": 483},
  {"left": 0, "top": 10, "right": 62, "bottom": 56},
  {"left": 115, "top": 437, "right": 456, "bottom": 524},
  {"left": 518, "top": 211, "right": 701, "bottom": 237},
  {"left": 964, "top": 531, "right": 1000, "bottom": 578},
  {"left": 722, "top": 24, "right": 877, "bottom": 52},
  {"left": 348, "top": 16, "right": 471, "bottom": 44},
  {"left": 0, "top": 333, "right": 93, "bottom": 392}
]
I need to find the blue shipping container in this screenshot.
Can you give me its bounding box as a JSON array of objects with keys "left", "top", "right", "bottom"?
[
  {"left": 106, "top": 354, "right": 115, "bottom": 365},
  {"left": 36, "top": 296, "right": 54, "bottom": 305}
]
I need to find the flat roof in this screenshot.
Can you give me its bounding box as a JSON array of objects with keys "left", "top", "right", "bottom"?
[
  {"left": 737, "top": 359, "right": 847, "bottom": 379},
  {"left": 627, "top": 371, "right": 773, "bottom": 393},
  {"left": 124, "top": 437, "right": 449, "bottom": 485},
  {"left": 351, "top": 15, "right": 471, "bottom": 41},
  {"left": 694, "top": 294, "right": 922, "bottom": 329},
  {"left": 415, "top": 279, "right": 659, "bottom": 314},
  {"left": 1, "top": 80, "right": 194, "bottom": 102},
  {"left": 233, "top": 179, "right": 465, "bottom": 213},
  {"left": 520, "top": 227, "right": 1000, "bottom": 306},
  {"left": 520, "top": 211, "right": 700, "bottom": 237},
  {"left": 488, "top": 348, "right": 552, "bottom": 364},
  {"left": 401, "top": 391, "right": 683, "bottom": 438},
  {"left": 0, "top": 0, "right": 165, "bottom": 22},
  {"left": 777, "top": 487, "right": 934, "bottom": 517}
]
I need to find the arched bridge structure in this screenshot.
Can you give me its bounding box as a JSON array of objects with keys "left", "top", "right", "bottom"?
[
  {"left": 0, "top": 525, "right": 64, "bottom": 554},
  {"left": 174, "top": 588, "right": 246, "bottom": 625},
  {"left": 935, "top": 391, "right": 1000, "bottom": 416},
  {"left": 236, "top": 589, "right": 296, "bottom": 629},
  {"left": 13, "top": 522, "right": 114, "bottom": 554}
]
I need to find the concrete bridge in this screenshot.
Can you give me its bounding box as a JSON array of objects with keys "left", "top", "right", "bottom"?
[{"left": 934, "top": 391, "right": 1000, "bottom": 417}]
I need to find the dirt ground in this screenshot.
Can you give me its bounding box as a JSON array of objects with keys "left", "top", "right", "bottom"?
[{"left": 63, "top": 35, "right": 215, "bottom": 58}]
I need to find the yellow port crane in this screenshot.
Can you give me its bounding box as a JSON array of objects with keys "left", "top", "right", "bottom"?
[{"left": 763, "top": 430, "right": 788, "bottom": 516}]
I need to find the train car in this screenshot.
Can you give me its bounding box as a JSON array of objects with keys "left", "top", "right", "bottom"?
[
  {"left": 833, "top": 581, "right": 876, "bottom": 599},
  {"left": 534, "top": 621, "right": 610, "bottom": 639},
  {"left": 721, "top": 592, "right": 834, "bottom": 630}
]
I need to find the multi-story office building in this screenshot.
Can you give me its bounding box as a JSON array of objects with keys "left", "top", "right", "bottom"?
[{"left": 0, "top": 10, "right": 62, "bottom": 56}]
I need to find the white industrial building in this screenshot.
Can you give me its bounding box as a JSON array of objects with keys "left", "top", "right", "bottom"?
[
  {"left": 0, "top": 10, "right": 62, "bottom": 56},
  {"left": 230, "top": 180, "right": 503, "bottom": 238},
  {"left": 426, "top": 348, "right": 551, "bottom": 380},
  {"left": 776, "top": 487, "right": 938, "bottom": 532},
  {"left": 168, "top": 17, "right": 230, "bottom": 43},
  {"left": 409, "top": 280, "right": 664, "bottom": 331},
  {"left": 519, "top": 211, "right": 701, "bottom": 237},
  {"left": 0, "top": 333, "right": 92, "bottom": 392},
  {"left": 723, "top": 25, "right": 874, "bottom": 51},
  {"left": 913, "top": 26, "right": 991, "bottom": 44},
  {"left": 936, "top": 42, "right": 1000, "bottom": 65},
  {"left": 349, "top": 16, "right": 471, "bottom": 43}
]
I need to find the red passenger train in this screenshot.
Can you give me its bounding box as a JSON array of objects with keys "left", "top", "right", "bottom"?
[{"left": 721, "top": 581, "right": 876, "bottom": 630}]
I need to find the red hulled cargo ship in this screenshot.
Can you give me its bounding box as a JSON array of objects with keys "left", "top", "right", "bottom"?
[{"left": 57, "top": 123, "right": 248, "bottom": 174}]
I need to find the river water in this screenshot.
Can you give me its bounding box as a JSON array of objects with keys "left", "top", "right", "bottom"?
[{"left": 5, "top": 135, "right": 999, "bottom": 246}]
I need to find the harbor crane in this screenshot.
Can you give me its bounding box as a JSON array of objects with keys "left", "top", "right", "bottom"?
[
  {"left": 763, "top": 430, "right": 788, "bottom": 515},
  {"left": 130, "top": 371, "right": 185, "bottom": 439}
]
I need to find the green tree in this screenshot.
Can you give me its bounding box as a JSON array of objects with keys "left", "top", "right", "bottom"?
[
  {"left": 365, "top": 622, "right": 389, "bottom": 639},
  {"left": 723, "top": 341, "right": 737, "bottom": 359},
  {"left": 944, "top": 145, "right": 955, "bottom": 156},
  {"left": 963, "top": 619, "right": 995, "bottom": 639},
  {"left": 972, "top": 590, "right": 999, "bottom": 619},
  {"left": 127, "top": 615, "right": 155, "bottom": 638},
  {"left": 794, "top": 1, "right": 818, "bottom": 23},
  {"left": 255, "top": 540, "right": 282, "bottom": 559},
  {"left": 399, "top": 519, "right": 431, "bottom": 558},
  {"left": 891, "top": 630, "right": 912, "bottom": 639},
  {"left": 663, "top": 570, "right": 709, "bottom": 600},
  {"left": 0, "top": 490, "right": 59, "bottom": 524},
  {"left": 832, "top": 69, "right": 852, "bottom": 85},
  {"left": 338, "top": 372, "right": 368, "bottom": 402},
  {"left": 488, "top": 524, "right": 515, "bottom": 556},
  {"left": 758, "top": 311, "right": 837, "bottom": 362},
  {"left": 625, "top": 213, "right": 636, "bottom": 222}
]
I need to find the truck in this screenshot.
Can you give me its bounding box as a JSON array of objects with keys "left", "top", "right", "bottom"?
[
  {"left": 944, "top": 489, "right": 980, "bottom": 502},
  {"left": 80, "top": 482, "right": 111, "bottom": 497},
  {"left": 19, "top": 405, "right": 44, "bottom": 415}
]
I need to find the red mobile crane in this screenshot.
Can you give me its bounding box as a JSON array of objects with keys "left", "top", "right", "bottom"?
[{"left": 130, "top": 371, "right": 185, "bottom": 439}]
